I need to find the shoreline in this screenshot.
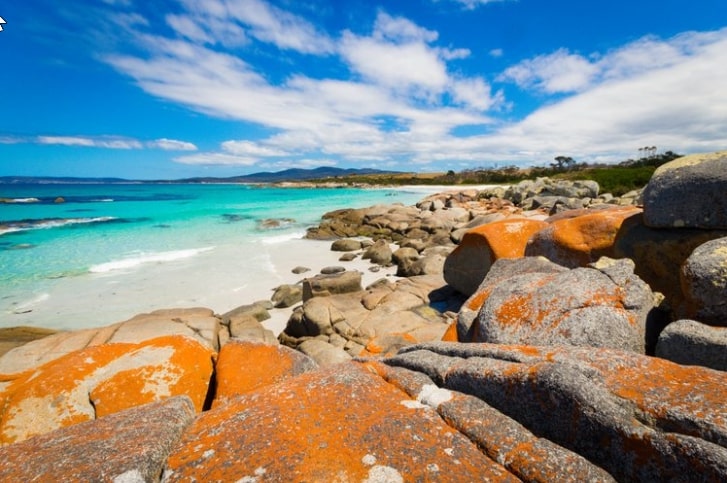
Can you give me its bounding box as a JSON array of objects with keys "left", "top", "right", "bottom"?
[{"left": 0, "top": 184, "right": 501, "bottom": 336}]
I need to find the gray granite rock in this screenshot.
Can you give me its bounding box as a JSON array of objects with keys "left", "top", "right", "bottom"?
[
  {"left": 643, "top": 151, "right": 727, "bottom": 229},
  {"left": 471, "top": 257, "right": 656, "bottom": 353},
  {"left": 387, "top": 342, "right": 727, "bottom": 482},
  {"left": 680, "top": 236, "right": 727, "bottom": 325},
  {"left": 656, "top": 319, "right": 727, "bottom": 371},
  {"left": 0, "top": 396, "right": 195, "bottom": 482}
]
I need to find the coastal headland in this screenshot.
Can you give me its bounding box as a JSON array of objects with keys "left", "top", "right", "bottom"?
[{"left": 1, "top": 151, "right": 727, "bottom": 480}]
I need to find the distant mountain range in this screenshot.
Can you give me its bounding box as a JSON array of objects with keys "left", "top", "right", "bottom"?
[{"left": 0, "top": 167, "right": 402, "bottom": 185}]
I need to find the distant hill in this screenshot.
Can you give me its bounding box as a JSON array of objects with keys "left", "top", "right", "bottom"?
[
  {"left": 182, "top": 167, "right": 403, "bottom": 183},
  {"left": 0, "top": 167, "right": 402, "bottom": 185}
]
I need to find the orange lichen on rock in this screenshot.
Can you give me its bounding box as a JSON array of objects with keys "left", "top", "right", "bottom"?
[
  {"left": 526, "top": 206, "right": 641, "bottom": 267},
  {"left": 212, "top": 340, "right": 315, "bottom": 407},
  {"left": 593, "top": 352, "right": 727, "bottom": 431},
  {"left": 0, "top": 335, "right": 214, "bottom": 445},
  {"left": 444, "top": 217, "right": 549, "bottom": 296},
  {"left": 360, "top": 333, "right": 418, "bottom": 357},
  {"left": 441, "top": 321, "right": 459, "bottom": 342},
  {"left": 164, "top": 362, "right": 519, "bottom": 482}
]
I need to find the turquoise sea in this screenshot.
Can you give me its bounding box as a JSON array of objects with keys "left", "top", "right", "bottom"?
[{"left": 0, "top": 184, "right": 431, "bottom": 330}]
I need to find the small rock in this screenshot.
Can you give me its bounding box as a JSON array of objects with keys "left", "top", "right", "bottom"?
[
  {"left": 291, "top": 266, "right": 311, "bottom": 274},
  {"left": 331, "top": 238, "right": 363, "bottom": 252},
  {"left": 271, "top": 284, "right": 303, "bottom": 308},
  {"left": 320, "top": 266, "right": 346, "bottom": 275}
]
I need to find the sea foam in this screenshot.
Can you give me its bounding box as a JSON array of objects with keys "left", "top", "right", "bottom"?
[
  {"left": 0, "top": 216, "right": 118, "bottom": 236},
  {"left": 89, "top": 246, "right": 215, "bottom": 273}
]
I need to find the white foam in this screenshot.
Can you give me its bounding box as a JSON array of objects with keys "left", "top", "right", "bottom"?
[
  {"left": 0, "top": 216, "right": 118, "bottom": 236},
  {"left": 6, "top": 197, "right": 40, "bottom": 203},
  {"left": 261, "top": 231, "right": 306, "bottom": 244},
  {"left": 89, "top": 247, "right": 215, "bottom": 273}
]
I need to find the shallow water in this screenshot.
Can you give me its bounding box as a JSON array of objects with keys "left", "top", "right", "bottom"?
[{"left": 0, "top": 184, "right": 430, "bottom": 330}]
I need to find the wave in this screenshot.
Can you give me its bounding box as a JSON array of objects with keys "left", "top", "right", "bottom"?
[
  {"left": 89, "top": 246, "right": 215, "bottom": 273},
  {"left": 0, "top": 216, "right": 118, "bottom": 236},
  {"left": 261, "top": 231, "right": 306, "bottom": 244},
  {"left": 0, "top": 197, "right": 41, "bottom": 204}
]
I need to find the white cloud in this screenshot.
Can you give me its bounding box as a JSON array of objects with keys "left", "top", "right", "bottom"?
[
  {"left": 221, "top": 140, "right": 288, "bottom": 157},
  {"left": 489, "top": 48, "right": 504, "bottom": 58},
  {"left": 373, "top": 12, "right": 438, "bottom": 44},
  {"left": 149, "top": 138, "right": 198, "bottom": 151},
  {"left": 339, "top": 31, "right": 449, "bottom": 93},
  {"left": 233, "top": 0, "right": 335, "bottom": 54},
  {"left": 98, "top": 1, "right": 727, "bottom": 170},
  {"left": 451, "top": 77, "right": 502, "bottom": 110},
  {"left": 500, "top": 48, "right": 598, "bottom": 93},
  {"left": 36, "top": 136, "right": 143, "bottom": 149},
  {"left": 442, "top": 0, "right": 513, "bottom": 10},
  {"left": 174, "top": 152, "right": 260, "bottom": 166}
]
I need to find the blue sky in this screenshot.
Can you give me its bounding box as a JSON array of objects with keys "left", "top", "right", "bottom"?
[{"left": 1, "top": 0, "right": 726, "bottom": 179}]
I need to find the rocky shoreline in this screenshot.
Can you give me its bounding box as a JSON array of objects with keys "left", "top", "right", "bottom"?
[{"left": 1, "top": 151, "right": 727, "bottom": 481}]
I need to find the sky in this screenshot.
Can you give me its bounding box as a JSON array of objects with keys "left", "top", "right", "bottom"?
[{"left": 0, "top": 0, "right": 726, "bottom": 179}]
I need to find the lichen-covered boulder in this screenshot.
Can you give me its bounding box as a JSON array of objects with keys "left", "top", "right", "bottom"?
[
  {"left": 0, "top": 335, "right": 214, "bottom": 445},
  {"left": 0, "top": 308, "right": 221, "bottom": 375},
  {"left": 524, "top": 206, "right": 641, "bottom": 268},
  {"left": 0, "top": 396, "right": 195, "bottom": 482},
  {"left": 642, "top": 151, "right": 727, "bottom": 229},
  {"left": 680, "top": 237, "right": 727, "bottom": 325},
  {"left": 163, "top": 363, "right": 518, "bottom": 482},
  {"left": 213, "top": 340, "right": 317, "bottom": 406},
  {"left": 469, "top": 257, "right": 657, "bottom": 353},
  {"left": 444, "top": 218, "right": 548, "bottom": 296},
  {"left": 614, "top": 214, "right": 727, "bottom": 315},
  {"left": 455, "top": 256, "right": 566, "bottom": 341},
  {"left": 387, "top": 342, "right": 727, "bottom": 482},
  {"left": 656, "top": 319, "right": 727, "bottom": 371}
]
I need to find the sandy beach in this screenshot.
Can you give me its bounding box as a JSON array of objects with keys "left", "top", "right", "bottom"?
[
  {"left": 1, "top": 185, "right": 502, "bottom": 335},
  {"left": 2, "top": 236, "right": 400, "bottom": 336}
]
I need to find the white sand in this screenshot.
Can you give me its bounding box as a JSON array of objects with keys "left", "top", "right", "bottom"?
[{"left": 2, "top": 237, "right": 397, "bottom": 336}]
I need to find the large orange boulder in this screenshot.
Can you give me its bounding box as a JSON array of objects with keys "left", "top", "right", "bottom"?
[
  {"left": 388, "top": 342, "right": 727, "bottom": 482},
  {"left": 444, "top": 217, "right": 548, "bottom": 296},
  {"left": 524, "top": 206, "right": 641, "bottom": 268},
  {"left": 0, "top": 335, "right": 214, "bottom": 445},
  {"left": 164, "top": 363, "right": 518, "bottom": 481},
  {"left": 212, "top": 340, "right": 317, "bottom": 406}
]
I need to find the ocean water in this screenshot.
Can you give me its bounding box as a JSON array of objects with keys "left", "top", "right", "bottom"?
[{"left": 0, "top": 183, "right": 431, "bottom": 330}]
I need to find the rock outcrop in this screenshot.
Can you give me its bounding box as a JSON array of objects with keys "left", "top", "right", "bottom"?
[
  {"left": 0, "top": 396, "right": 196, "bottom": 482},
  {"left": 460, "top": 257, "right": 658, "bottom": 353},
  {"left": 280, "top": 274, "right": 452, "bottom": 362},
  {"left": 385, "top": 342, "right": 727, "bottom": 482},
  {"left": 642, "top": 151, "right": 727, "bottom": 229},
  {"left": 444, "top": 218, "right": 548, "bottom": 296},
  {"left": 0, "top": 335, "right": 214, "bottom": 444},
  {"left": 4, "top": 158, "right": 727, "bottom": 479}
]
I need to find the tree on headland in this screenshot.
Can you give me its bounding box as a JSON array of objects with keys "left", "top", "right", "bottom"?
[{"left": 551, "top": 155, "right": 576, "bottom": 171}]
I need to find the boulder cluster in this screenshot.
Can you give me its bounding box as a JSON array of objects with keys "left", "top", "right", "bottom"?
[{"left": 1, "top": 151, "right": 727, "bottom": 481}]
